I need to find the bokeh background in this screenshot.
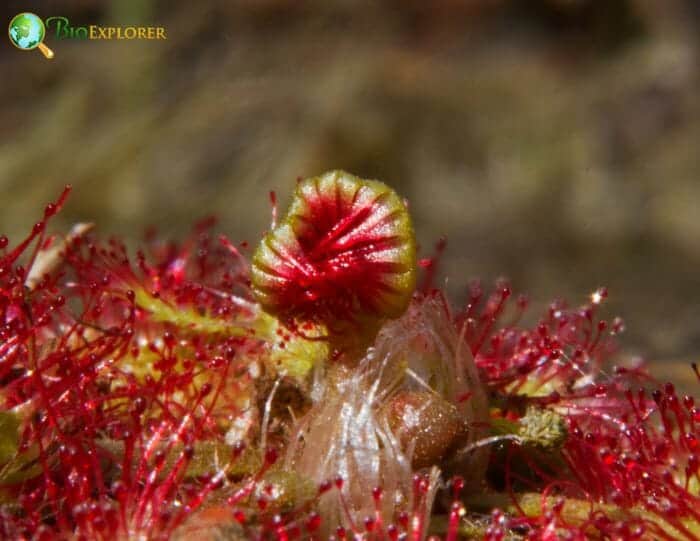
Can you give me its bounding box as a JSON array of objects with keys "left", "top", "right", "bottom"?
[{"left": 2, "top": 1, "right": 699, "bottom": 388}]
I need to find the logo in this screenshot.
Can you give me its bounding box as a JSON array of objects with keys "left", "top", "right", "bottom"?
[
  {"left": 45, "top": 17, "right": 167, "bottom": 41},
  {"left": 8, "top": 12, "right": 54, "bottom": 59},
  {"left": 8, "top": 13, "right": 167, "bottom": 59}
]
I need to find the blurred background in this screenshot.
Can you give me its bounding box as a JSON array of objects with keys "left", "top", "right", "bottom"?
[{"left": 1, "top": 1, "right": 699, "bottom": 387}]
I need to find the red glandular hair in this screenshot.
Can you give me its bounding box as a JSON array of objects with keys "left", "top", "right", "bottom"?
[{"left": 463, "top": 282, "right": 700, "bottom": 540}]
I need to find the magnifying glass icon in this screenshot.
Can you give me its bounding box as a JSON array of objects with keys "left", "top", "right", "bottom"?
[{"left": 8, "top": 13, "right": 55, "bottom": 59}]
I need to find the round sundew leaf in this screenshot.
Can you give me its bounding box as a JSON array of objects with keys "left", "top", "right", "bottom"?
[{"left": 252, "top": 170, "right": 416, "bottom": 326}]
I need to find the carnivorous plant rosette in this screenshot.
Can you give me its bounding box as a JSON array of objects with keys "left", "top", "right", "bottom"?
[{"left": 0, "top": 172, "right": 698, "bottom": 540}]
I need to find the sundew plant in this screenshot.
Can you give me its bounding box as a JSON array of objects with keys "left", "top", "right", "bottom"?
[{"left": 0, "top": 171, "right": 698, "bottom": 540}]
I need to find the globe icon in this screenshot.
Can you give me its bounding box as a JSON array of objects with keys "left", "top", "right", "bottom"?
[{"left": 8, "top": 12, "right": 54, "bottom": 58}]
